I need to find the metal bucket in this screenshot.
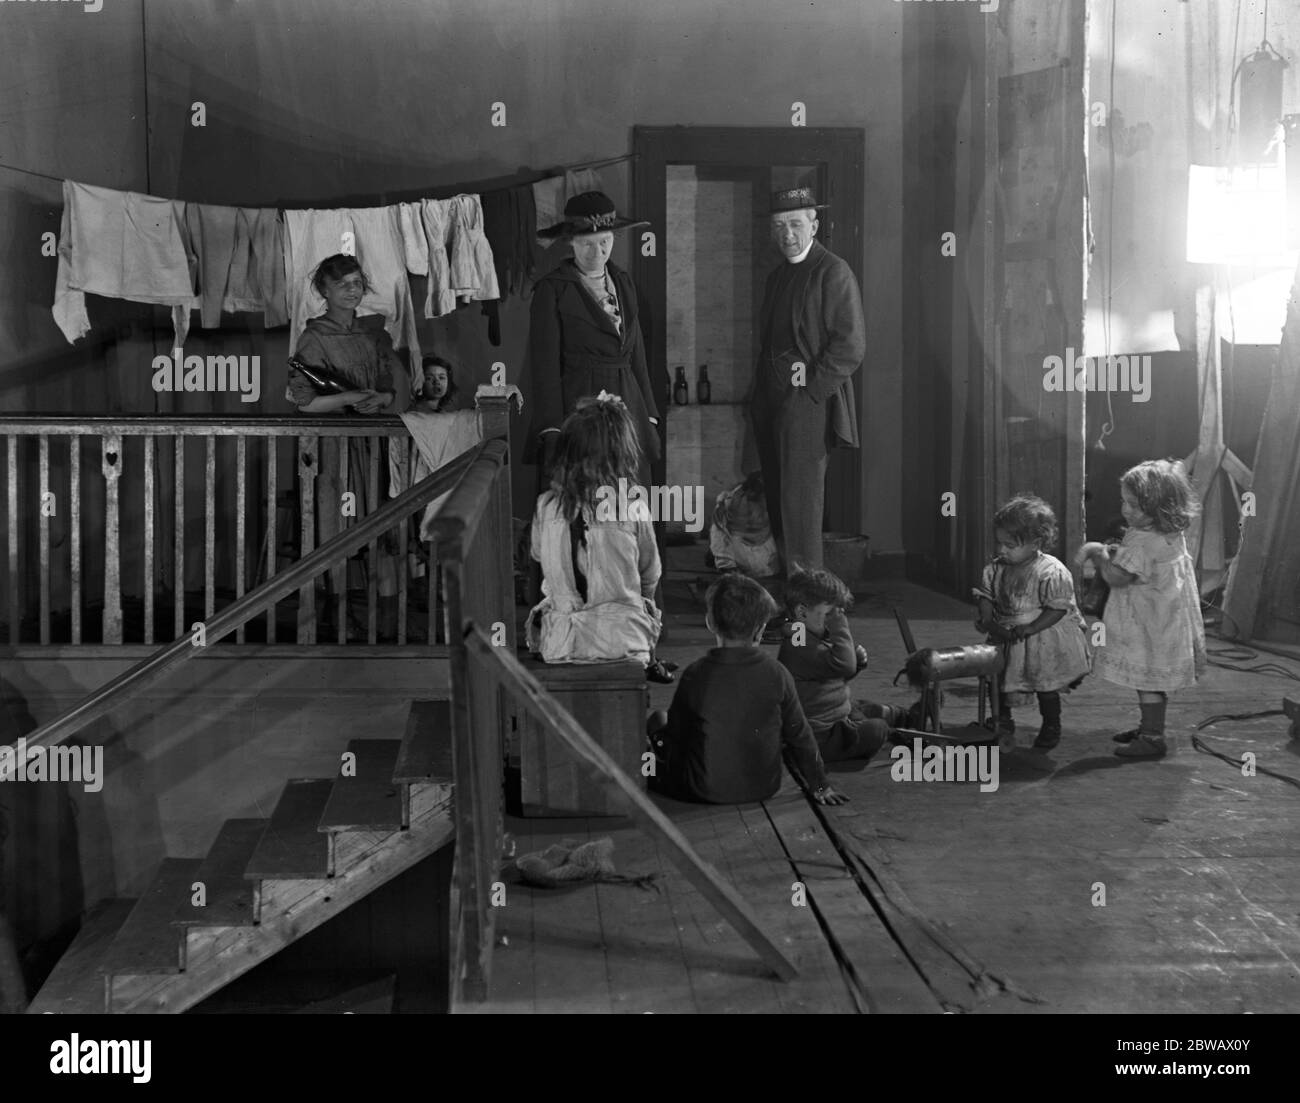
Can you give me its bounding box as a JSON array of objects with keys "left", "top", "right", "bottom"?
[{"left": 822, "top": 532, "right": 870, "bottom": 588}]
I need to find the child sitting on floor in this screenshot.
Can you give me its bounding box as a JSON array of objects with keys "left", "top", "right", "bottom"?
[
  {"left": 777, "top": 566, "right": 907, "bottom": 763},
  {"left": 647, "top": 573, "right": 848, "bottom": 806}
]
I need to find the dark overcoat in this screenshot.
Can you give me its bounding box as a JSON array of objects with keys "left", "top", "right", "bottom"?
[{"left": 525, "top": 259, "right": 661, "bottom": 471}]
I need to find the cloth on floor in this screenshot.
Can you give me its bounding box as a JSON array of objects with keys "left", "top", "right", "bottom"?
[
  {"left": 481, "top": 184, "right": 535, "bottom": 298},
  {"left": 514, "top": 837, "right": 659, "bottom": 890},
  {"left": 418, "top": 198, "right": 457, "bottom": 318},
  {"left": 451, "top": 194, "right": 500, "bottom": 303},
  {"left": 224, "top": 207, "right": 288, "bottom": 325},
  {"left": 53, "top": 179, "right": 196, "bottom": 349},
  {"left": 532, "top": 167, "right": 603, "bottom": 246},
  {"left": 394, "top": 408, "right": 484, "bottom": 536},
  {"left": 283, "top": 206, "right": 421, "bottom": 364}
]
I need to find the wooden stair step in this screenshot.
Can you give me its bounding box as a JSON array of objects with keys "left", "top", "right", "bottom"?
[
  {"left": 27, "top": 899, "right": 137, "bottom": 1014},
  {"left": 100, "top": 858, "right": 203, "bottom": 976},
  {"left": 393, "top": 700, "right": 453, "bottom": 783},
  {"left": 174, "top": 819, "right": 267, "bottom": 927},
  {"left": 319, "top": 740, "right": 403, "bottom": 832},
  {"left": 244, "top": 779, "right": 333, "bottom": 881}
]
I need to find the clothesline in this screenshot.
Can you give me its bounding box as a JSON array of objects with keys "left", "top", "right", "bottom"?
[{"left": 0, "top": 151, "right": 637, "bottom": 207}]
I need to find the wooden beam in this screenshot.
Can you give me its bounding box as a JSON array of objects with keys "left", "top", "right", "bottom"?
[{"left": 465, "top": 628, "right": 798, "bottom": 982}]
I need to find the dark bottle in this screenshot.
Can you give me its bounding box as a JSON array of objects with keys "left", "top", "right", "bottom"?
[
  {"left": 673, "top": 365, "right": 689, "bottom": 405},
  {"left": 697, "top": 363, "right": 711, "bottom": 404}
]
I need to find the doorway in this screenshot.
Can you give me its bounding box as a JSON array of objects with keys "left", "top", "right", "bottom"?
[{"left": 633, "top": 126, "right": 866, "bottom": 536}]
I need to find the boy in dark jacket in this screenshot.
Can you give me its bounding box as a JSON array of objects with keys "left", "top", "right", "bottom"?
[
  {"left": 777, "top": 567, "right": 906, "bottom": 763},
  {"left": 648, "top": 574, "right": 847, "bottom": 806}
]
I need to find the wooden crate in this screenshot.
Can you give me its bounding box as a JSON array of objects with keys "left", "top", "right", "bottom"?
[{"left": 517, "top": 658, "right": 648, "bottom": 817}]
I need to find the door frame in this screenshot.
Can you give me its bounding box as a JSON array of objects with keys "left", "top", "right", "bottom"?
[{"left": 632, "top": 125, "right": 866, "bottom": 534}]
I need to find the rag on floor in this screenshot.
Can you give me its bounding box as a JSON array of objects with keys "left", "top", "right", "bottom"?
[
  {"left": 53, "top": 179, "right": 196, "bottom": 350},
  {"left": 514, "top": 837, "right": 659, "bottom": 891},
  {"left": 283, "top": 206, "right": 421, "bottom": 364}
]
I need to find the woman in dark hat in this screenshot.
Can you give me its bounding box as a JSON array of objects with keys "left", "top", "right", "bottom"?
[{"left": 525, "top": 192, "right": 660, "bottom": 487}]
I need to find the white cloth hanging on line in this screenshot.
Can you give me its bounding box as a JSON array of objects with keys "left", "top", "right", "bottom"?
[
  {"left": 283, "top": 206, "right": 421, "bottom": 365},
  {"left": 53, "top": 179, "right": 196, "bottom": 350}
]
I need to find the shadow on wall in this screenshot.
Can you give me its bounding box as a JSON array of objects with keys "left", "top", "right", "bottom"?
[{"left": 0, "top": 676, "right": 165, "bottom": 997}]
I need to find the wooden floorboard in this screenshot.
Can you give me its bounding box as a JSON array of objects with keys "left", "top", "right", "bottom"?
[
  {"left": 593, "top": 821, "right": 697, "bottom": 1014},
  {"left": 514, "top": 817, "right": 614, "bottom": 1014},
  {"left": 469, "top": 579, "right": 1300, "bottom": 1013}
]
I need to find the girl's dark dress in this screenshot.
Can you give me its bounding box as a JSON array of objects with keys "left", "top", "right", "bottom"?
[{"left": 525, "top": 259, "right": 660, "bottom": 484}]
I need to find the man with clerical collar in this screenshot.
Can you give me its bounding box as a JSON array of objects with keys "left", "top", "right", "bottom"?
[{"left": 750, "top": 186, "right": 865, "bottom": 576}]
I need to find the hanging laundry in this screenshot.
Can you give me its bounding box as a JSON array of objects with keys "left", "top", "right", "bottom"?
[
  {"left": 224, "top": 207, "right": 288, "bottom": 326},
  {"left": 283, "top": 206, "right": 421, "bottom": 365},
  {"left": 532, "top": 167, "right": 603, "bottom": 247},
  {"left": 184, "top": 203, "right": 240, "bottom": 329},
  {"left": 418, "top": 198, "right": 457, "bottom": 318},
  {"left": 481, "top": 184, "right": 535, "bottom": 298},
  {"left": 449, "top": 194, "right": 499, "bottom": 305},
  {"left": 53, "top": 180, "right": 197, "bottom": 350},
  {"left": 398, "top": 202, "right": 428, "bottom": 277}
]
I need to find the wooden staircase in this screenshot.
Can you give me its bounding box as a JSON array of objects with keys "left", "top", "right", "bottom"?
[{"left": 28, "top": 700, "right": 454, "bottom": 1015}]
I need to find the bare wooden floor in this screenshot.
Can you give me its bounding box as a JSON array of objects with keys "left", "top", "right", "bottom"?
[{"left": 472, "top": 578, "right": 1300, "bottom": 1014}]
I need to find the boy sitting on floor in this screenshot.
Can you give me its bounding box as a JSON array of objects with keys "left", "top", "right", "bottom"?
[
  {"left": 778, "top": 567, "right": 908, "bottom": 764},
  {"left": 647, "top": 573, "right": 848, "bottom": 806}
]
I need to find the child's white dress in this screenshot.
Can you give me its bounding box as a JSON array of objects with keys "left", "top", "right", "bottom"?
[
  {"left": 1095, "top": 528, "right": 1206, "bottom": 690},
  {"left": 973, "top": 552, "right": 1092, "bottom": 693},
  {"left": 526, "top": 490, "right": 662, "bottom": 664}
]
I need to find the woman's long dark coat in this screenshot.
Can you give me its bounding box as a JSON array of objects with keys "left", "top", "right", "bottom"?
[{"left": 525, "top": 258, "right": 661, "bottom": 482}]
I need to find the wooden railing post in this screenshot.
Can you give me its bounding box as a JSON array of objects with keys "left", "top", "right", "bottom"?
[
  {"left": 297, "top": 436, "right": 318, "bottom": 645},
  {"left": 101, "top": 432, "right": 122, "bottom": 645}
]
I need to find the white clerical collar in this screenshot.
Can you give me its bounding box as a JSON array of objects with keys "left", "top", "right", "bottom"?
[{"left": 786, "top": 240, "right": 815, "bottom": 265}]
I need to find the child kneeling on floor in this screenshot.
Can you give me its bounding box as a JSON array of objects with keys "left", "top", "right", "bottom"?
[
  {"left": 778, "top": 567, "right": 908, "bottom": 762},
  {"left": 647, "top": 573, "right": 848, "bottom": 806}
]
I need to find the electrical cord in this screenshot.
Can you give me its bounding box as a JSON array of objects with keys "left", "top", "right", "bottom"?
[{"left": 1190, "top": 734, "right": 1300, "bottom": 792}]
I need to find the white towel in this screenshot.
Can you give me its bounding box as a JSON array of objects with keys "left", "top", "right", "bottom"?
[{"left": 53, "top": 179, "right": 196, "bottom": 349}]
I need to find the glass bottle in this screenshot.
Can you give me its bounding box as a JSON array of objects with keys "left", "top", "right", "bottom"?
[
  {"left": 673, "top": 365, "right": 689, "bottom": 405},
  {"left": 697, "top": 363, "right": 711, "bottom": 404}
]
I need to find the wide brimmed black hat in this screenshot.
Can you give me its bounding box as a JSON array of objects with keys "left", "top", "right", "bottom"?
[
  {"left": 766, "top": 186, "right": 829, "bottom": 215},
  {"left": 537, "top": 191, "right": 650, "bottom": 239}
]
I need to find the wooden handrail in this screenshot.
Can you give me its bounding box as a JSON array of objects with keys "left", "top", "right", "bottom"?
[
  {"left": 427, "top": 439, "right": 510, "bottom": 559},
  {"left": 463, "top": 626, "right": 799, "bottom": 982},
  {"left": 0, "top": 415, "right": 411, "bottom": 437},
  {"left": 21, "top": 443, "right": 485, "bottom": 752}
]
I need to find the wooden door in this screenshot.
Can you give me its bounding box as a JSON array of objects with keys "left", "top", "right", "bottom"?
[{"left": 633, "top": 127, "right": 866, "bottom": 534}]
